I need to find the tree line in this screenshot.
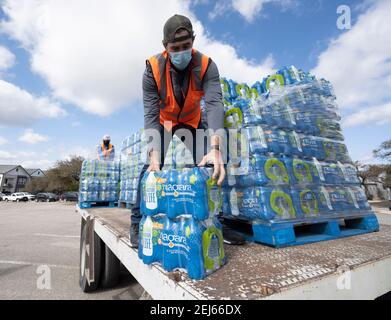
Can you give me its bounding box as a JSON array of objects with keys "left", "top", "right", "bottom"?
[
  {"left": 23, "top": 156, "right": 84, "bottom": 194},
  {"left": 22, "top": 139, "right": 391, "bottom": 198},
  {"left": 355, "top": 138, "right": 391, "bottom": 199}
]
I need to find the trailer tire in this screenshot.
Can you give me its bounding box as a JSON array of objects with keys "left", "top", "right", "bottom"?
[
  {"left": 79, "top": 218, "right": 102, "bottom": 292},
  {"left": 100, "top": 244, "right": 120, "bottom": 289}
]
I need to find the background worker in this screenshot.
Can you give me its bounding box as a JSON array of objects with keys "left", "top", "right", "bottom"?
[
  {"left": 129, "top": 14, "right": 244, "bottom": 247},
  {"left": 97, "top": 134, "right": 115, "bottom": 161}
]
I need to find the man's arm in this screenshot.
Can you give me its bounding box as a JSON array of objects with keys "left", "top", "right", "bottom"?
[
  {"left": 143, "top": 62, "right": 162, "bottom": 170},
  {"left": 198, "top": 59, "right": 226, "bottom": 185},
  {"left": 202, "top": 59, "right": 225, "bottom": 133},
  {"left": 143, "top": 62, "right": 161, "bottom": 131}
]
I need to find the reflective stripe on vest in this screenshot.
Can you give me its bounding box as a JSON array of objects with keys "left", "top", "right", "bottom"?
[{"left": 148, "top": 49, "right": 209, "bottom": 131}]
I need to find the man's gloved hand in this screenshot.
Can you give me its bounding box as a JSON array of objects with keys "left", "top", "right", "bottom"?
[{"left": 198, "top": 149, "right": 226, "bottom": 186}]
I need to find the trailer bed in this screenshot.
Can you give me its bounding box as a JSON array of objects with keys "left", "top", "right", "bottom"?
[{"left": 77, "top": 206, "right": 391, "bottom": 300}]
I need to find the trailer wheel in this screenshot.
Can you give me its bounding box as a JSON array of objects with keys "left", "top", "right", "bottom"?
[
  {"left": 79, "top": 218, "right": 102, "bottom": 292},
  {"left": 100, "top": 244, "right": 121, "bottom": 289}
]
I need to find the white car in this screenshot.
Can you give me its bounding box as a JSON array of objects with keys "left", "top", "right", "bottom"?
[
  {"left": 20, "top": 192, "right": 36, "bottom": 201},
  {"left": 3, "top": 193, "right": 28, "bottom": 202}
]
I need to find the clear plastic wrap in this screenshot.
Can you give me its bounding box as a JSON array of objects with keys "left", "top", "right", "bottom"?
[
  {"left": 228, "top": 126, "right": 351, "bottom": 163},
  {"left": 221, "top": 65, "right": 372, "bottom": 226},
  {"left": 223, "top": 184, "right": 373, "bottom": 223},
  {"left": 118, "top": 129, "right": 148, "bottom": 204},
  {"left": 138, "top": 214, "right": 225, "bottom": 280}
]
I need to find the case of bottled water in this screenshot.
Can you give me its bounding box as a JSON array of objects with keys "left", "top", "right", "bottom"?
[{"left": 138, "top": 167, "right": 226, "bottom": 280}]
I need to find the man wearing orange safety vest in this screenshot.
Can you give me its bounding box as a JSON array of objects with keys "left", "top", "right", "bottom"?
[
  {"left": 129, "top": 14, "right": 244, "bottom": 247},
  {"left": 97, "top": 134, "right": 115, "bottom": 161}
]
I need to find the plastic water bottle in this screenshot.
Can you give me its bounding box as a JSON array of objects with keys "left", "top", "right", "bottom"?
[
  {"left": 342, "top": 164, "right": 361, "bottom": 185},
  {"left": 264, "top": 129, "right": 281, "bottom": 154},
  {"left": 145, "top": 172, "right": 158, "bottom": 212},
  {"left": 202, "top": 220, "right": 225, "bottom": 275},
  {"left": 300, "top": 135, "right": 326, "bottom": 160},
  {"left": 320, "top": 162, "right": 344, "bottom": 185},
  {"left": 264, "top": 187, "right": 297, "bottom": 221},
  {"left": 237, "top": 155, "right": 289, "bottom": 187},
  {"left": 277, "top": 130, "right": 293, "bottom": 155},
  {"left": 285, "top": 157, "right": 320, "bottom": 185},
  {"left": 316, "top": 186, "right": 334, "bottom": 215},
  {"left": 138, "top": 215, "right": 165, "bottom": 265},
  {"left": 288, "top": 131, "right": 303, "bottom": 157},
  {"left": 348, "top": 186, "right": 371, "bottom": 212},
  {"left": 242, "top": 126, "right": 268, "bottom": 154},
  {"left": 142, "top": 216, "right": 153, "bottom": 258},
  {"left": 291, "top": 188, "right": 319, "bottom": 217},
  {"left": 328, "top": 187, "right": 349, "bottom": 212}
]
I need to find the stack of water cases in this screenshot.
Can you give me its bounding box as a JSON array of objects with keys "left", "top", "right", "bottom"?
[
  {"left": 118, "top": 129, "right": 148, "bottom": 207},
  {"left": 79, "top": 160, "right": 120, "bottom": 208},
  {"left": 139, "top": 167, "right": 226, "bottom": 280},
  {"left": 220, "top": 66, "right": 379, "bottom": 246}
]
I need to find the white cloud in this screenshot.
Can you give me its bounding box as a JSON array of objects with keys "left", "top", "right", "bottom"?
[
  {"left": 343, "top": 102, "right": 391, "bottom": 127},
  {"left": 232, "top": 0, "right": 273, "bottom": 22},
  {"left": 0, "top": 79, "right": 66, "bottom": 126},
  {"left": 311, "top": 0, "right": 391, "bottom": 110},
  {"left": 19, "top": 159, "right": 52, "bottom": 169},
  {"left": 208, "top": 1, "right": 230, "bottom": 21},
  {"left": 0, "top": 136, "right": 8, "bottom": 145},
  {"left": 230, "top": 0, "right": 297, "bottom": 22},
  {"left": 0, "top": 150, "right": 15, "bottom": 159},
  {"left": 1, "top": 0, "right": 275, "bottom": 117},
  {"left": 18, "top": 129, "right": 49, "bottom": 144},
  {"left": 0, "top": 46, "right": 15, "bottom": 70},
  {"left": 0, "top": 145, "right": 93, "bottom": 169},
  {"left": 0, "top": 149, "right": 53, "bottom": 169}
]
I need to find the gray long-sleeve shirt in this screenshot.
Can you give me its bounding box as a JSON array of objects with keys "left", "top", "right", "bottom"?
[{"left": 143, "top": 54, "right": 224, "bottom": 132}]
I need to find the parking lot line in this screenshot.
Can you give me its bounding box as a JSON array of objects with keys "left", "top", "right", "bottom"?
[
  {"left": 0, "top": 260, "right": 79, "bottom": 270},
  {"left": 33, "top": 233, "right": 79, "bottom": 239}
]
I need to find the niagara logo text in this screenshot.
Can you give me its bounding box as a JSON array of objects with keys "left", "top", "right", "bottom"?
[
  {"left": 161, "top": 233, "right": 187, "bottom": 245},
  {"left": 243, "top": 198, "right": 257, "bottom": 208},
  {"left": 164, "top": 184, "right": 192, "bottom": 192}
]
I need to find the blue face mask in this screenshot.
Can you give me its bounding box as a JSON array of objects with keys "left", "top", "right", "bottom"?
[{"left": 169, "top": 48, "right": 192, "bottom": 70}]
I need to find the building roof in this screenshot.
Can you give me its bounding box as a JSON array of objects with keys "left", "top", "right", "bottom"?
[
  {"left": 25, "top": 168, "right": 41, "bottom": 175},
  {"left": 0, "top": 165, "right": 42, "bottom": 176},
  {"left": 0, "top": 165, "right": 18, "bottom": 174}
]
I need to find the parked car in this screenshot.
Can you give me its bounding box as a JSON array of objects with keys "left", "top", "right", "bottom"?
[
  {"left": 20, "top": 192, "right": 36, "bottom": 201},
  {"left": 0, "top": 192, "right": 4, "bottom": 201},
  {"left": 35, "top": 193, "right": 59, "bottom": 202},
  {"left": 60, "top": 192, "right": 79, "bottom": 202},
  {"left": 3, "top": 193, "right": 29, "bottom": 202}
]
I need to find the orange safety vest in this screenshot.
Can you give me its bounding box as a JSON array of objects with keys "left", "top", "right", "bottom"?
[
  {"left": 100, "top": 143, "right": 113, "bottom": 158},
  {"left": 148, "top": 49, "right": 210, "bottom": 131}
]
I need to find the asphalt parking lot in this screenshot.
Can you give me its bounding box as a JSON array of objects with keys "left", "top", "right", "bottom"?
[
  {"left": 0, "top": 201, "right": 144, "bottom": 300},
  {"left": 0, "top": 200, "right": 390, "bottom": 300}
]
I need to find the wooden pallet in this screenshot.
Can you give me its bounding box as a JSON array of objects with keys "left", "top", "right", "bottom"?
[
  {"left": 223, "top": 213, "right": 380, "bottom": 248},
  {"left": 117, "top": 201, "right": 133, "bottom": 209}
]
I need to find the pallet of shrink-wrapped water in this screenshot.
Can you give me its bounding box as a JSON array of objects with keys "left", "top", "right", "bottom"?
[
  {"left": 79, "top": 159, "right": 120, "bottom": 209},
  {"left": 220, "top": 65, "right": 379, "bottom": 247}
]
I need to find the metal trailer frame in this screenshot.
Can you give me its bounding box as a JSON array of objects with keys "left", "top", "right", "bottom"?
[{"left": 77, "top": 205, "right": 391, "bottom": 300}]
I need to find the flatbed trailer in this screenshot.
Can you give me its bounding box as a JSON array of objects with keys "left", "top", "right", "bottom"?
[{"left": 76, "top": 205, "right": 391, "bottom": 300}]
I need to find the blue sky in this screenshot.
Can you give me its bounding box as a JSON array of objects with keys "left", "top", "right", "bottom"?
[{"left": 0, "top": 0, "right": 390, "bottom": 169}]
